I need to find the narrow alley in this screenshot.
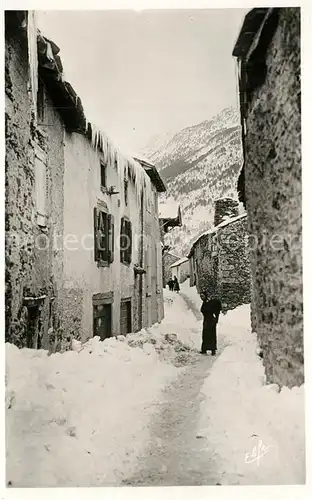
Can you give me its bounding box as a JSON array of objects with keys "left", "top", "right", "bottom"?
[
  {"left": 6, "top": 284, "right": 305, "bottom": 487},
  {"left": 122, "top": 293, "right": 220, "bottom": 487},
  {"left": 6, "top": 287, "right": 219, "bottom": 487}
]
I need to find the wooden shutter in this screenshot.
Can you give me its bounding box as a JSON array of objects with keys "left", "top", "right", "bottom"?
[
  {"left": 94, "top": 207, "right": 99, "bottom": 262},
  {"left": 100, "top": 211, "right": 109, "bottom": 262},
  {"left": 108, "top": 214, "right": 114, "bottom": 263},
  {"left": 120, "top": 217, "right": 125, "bottom": 263},
  {"left": 127, "top": 220, "right": 132, "bottom": 264},
  {"left": 35, "top": 150, "right": 47, "bottom": 226}
]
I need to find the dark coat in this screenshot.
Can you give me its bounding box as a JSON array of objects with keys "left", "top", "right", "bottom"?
[
  {"left": 173, "top": 279, "right": 180, "bottom": 292},
  {"left": 167, "top": 279, "right": 174, "bottom": 291},
  {"left": 201, "top": 298, "right": 222, "bottom": 352}
]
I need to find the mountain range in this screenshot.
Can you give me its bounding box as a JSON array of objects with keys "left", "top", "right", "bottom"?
[{"left": 140, "top": 106, "right": 244, "bottom": 256}]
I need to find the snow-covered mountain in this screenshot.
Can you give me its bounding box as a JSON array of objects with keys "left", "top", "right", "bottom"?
[
  {"left": 141, "top": 107, "right": 244, "bottom": 256},
  {"left": 140, "top": 131, "right": 176, "bottom": 163}
]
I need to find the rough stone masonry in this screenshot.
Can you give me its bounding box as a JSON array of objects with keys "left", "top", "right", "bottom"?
[{"left": 235, "top": 8, "right": 303, "bottom": 388}]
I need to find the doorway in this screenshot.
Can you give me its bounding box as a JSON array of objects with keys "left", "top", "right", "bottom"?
[
  {"left": 93, "top": 303, "right": 112, "bottom": 340},
  {"left": 26, "top": 305, "right": 41, "bottom": 349},
  {"left": 120, "top": 299, "right": 132, "bottom": 335}
]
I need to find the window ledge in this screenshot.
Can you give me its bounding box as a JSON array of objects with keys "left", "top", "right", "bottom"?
[
  {"left": 121, "top": 260, "right": 131, "bottom": 268},
  {"left": 97, "top": 260, "right": 110, "bottom": 268}
]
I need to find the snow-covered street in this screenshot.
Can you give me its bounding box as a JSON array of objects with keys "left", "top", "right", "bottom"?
[{"left": 6, "top": 283, "right": 305, "bottom": 487}]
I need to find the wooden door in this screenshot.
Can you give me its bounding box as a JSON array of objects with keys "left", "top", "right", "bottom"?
[{"left": 120, "top": 300, "right": 132, "bottom": 335}]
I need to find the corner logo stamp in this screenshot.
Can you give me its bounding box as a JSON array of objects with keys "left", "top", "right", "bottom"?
[{"left": 245, "top": 439, "right": 271, "bottom": 466}]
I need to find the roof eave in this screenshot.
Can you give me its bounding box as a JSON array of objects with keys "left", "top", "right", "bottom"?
[
  {"left": 133, "top": 157, "right": 166, "bottom": 193},
  {"left": 232, "top": 8, "right": 269, "bottom": 58}
]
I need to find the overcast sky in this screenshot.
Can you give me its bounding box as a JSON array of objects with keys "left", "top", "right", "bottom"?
[{"left": 37, "top": 9, "right": 248, "bottom": 155}]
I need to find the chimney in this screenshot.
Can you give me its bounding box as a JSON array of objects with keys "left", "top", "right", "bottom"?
[{"left": 214, "top": 198, "right": 239, "bottom": 227}]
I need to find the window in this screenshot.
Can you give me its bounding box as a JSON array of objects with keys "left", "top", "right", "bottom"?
[
  {"left": 94, "top": 207, "right": 114, "bottom": 266},
  {"left": 124, "top": 179, "right": 128, "bottom": 206},
  {"left": 100, "top": 161, "right": 107, "bottom": 190},
  {"left": 120, "top": 217, "right": 132, "bottom": 265},
  {"left": 37, "top": 78, "right": 45, "bottom": 123},
  {"left": 35, "top": 147, "right": 47, "bottom": 227}
]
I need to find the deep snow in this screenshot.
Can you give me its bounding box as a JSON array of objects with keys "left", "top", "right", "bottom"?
[
  {"left": 181, "top": 281, "right": 306, "bottom": 485},
  {"left": 5, "top": 290, "right": 199, "bottom": 487},
  {"left": 6, "top": 283, "right": 305, "bottom": 486}
]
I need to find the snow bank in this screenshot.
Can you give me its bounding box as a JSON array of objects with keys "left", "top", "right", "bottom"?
[
  {"left": 5, "top": 290, "right": 198, "bottom": 487},
  {"left": 180, "top": 279, "right": 202, "bottom": 312},
  {"left": 197, "top": 304, "right": 305, "bottom": 485},
  {"left": 161, "top": 288, "right": 200, "bottom": 350}
]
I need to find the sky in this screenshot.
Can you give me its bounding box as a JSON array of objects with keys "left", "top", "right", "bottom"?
[{"left": 37, "top": 9, "right": 248, "bottom": 156}]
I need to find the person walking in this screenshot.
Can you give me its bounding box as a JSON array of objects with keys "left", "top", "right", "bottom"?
[
  {"left": 200, "top": 292, "right": 222, "bottom": 356},
  {"left": 167, "top": 278, "right": 174, "bottom": 291},
  {"left": 173, "top": 276, "right": 180, "bottom": 293}
]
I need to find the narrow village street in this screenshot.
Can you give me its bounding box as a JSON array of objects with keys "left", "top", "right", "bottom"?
[
  {"left": 6, "top": 283, "right": 305, "bottom": 487},
  {"left": 122, "top": 292, "right": 220, "bottom": 487},
  {"left": 4, "top": 7, "right": 306, "bottom": 492},
  {"left": 6, "top": 286, "right": 221, "bottom": 487}
]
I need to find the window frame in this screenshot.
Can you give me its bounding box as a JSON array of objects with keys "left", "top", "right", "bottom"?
[
  {"left": 120, "top": 216, "right": 132, "bottom": 266},
  {"left": 94, "top": 205, "right": 114, "bottom": 267},
  {"left": 100, "top": 161, "right": 107, "bottom": 192}
]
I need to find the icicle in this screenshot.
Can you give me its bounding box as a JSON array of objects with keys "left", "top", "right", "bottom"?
[
  {"left": 27, "top": 11, "right": 38, "bottom": 116},
  {"left": 87, "top": 121, "right": 154, "bottom": 210}
]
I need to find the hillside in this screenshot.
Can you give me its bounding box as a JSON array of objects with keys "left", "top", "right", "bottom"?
[{"left": 140, "top": 107, "right": 244, "bottom": 256}]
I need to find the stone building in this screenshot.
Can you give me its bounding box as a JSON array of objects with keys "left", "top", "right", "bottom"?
[
  {"left": 233, "top": 8, "right": 303, "bottom": 387},
  {"left": 170, "top": 257, "right": 190, "bottom": 284},
  {"left": 5, "top": 11, "right": 166, "bottom": 350},
  {"left": 188, "top": 199, "right": 251, "bottom": 312},
  {"left": 5, "top": 11, "right": 65, "bottom": 350}
]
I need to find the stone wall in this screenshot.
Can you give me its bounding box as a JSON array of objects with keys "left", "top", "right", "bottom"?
[
  {"left": 38, "top": 86, "right": 65, "bottom": 350},
  {"left": 193, "top": 233, "right": 218, "bottom": 299},
  {"left": 5, "top": 20, "right": 64, "bottom": 351},
  {"left": 192, "top": 216, "right": 251, "bottom": 311},
  {"left": 217, "top": 217, "right": 251, "bottom": 311},
  {"left": 5, "top": 26, "right": 34, "bottom": 347},
  {"left": 243, "top": 8, "right": 302, "bottom": 387}
]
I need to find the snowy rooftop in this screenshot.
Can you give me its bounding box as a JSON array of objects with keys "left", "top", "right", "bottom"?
[
  {"left": 189, "top": 213, "right": 247, "bottom": 251},
  {"left": 170, "top": 256, "right": 189, "bottom": 268},
  {"left": 159, "top": 200, "right": 180, "bottom": 219},
  {"left": 217, "top": 212, "right": 247, "bottom": 229}
]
